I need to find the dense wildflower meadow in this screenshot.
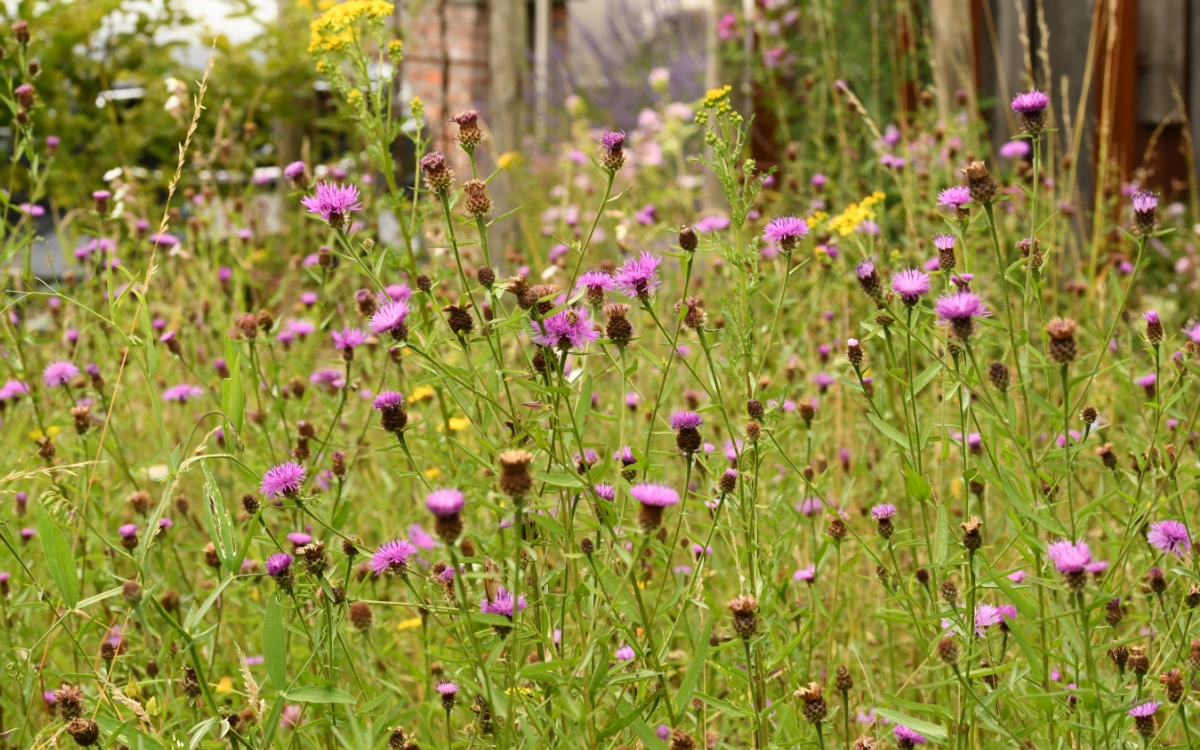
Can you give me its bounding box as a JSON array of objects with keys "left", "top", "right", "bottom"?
[{"left": 4, "top": 4, "right": 1200, "bottom": 750}]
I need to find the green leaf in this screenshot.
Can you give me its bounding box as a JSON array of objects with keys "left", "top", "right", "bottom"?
[
  {"left": 873, "top": 708, "right": 948, "bottom": 744},
  {"left": 264, "top": 592, "right": 287, "bottom": 689},
  {"left": 912, "top": 360, "right": 943, "bottom": 394},
  {"left": 184, "top": 576, "right": 234, "bottom": 633},
  {"left": 286, "top": 686, "right": 356, "bottom": 704},
  {"left": 866, "top": 413, "right": 911, "bottom": 452},
  {"left": 38, "top": 502, "right": 79, "bottom": 608},
  {"left": 674, "top": 618, "right": 712, "bottom": 716},
  {"left": 76, "top": 586, "right": 123, "bottom": 610},
  {"left": 598, "top": 688, "right": 662, "bottom": 740},
  {"left": 94, "top": 714, "right": 165, "bottom": 749},
  {"left": 904, "top": 467, "right": 931, "bottom": 502},
  {"left": 200, "top": 462, "right": 239, "bottom": 573}
]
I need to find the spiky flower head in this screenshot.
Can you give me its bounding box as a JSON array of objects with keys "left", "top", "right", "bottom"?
[
  {"left": 891, "top": 269, "right": 930, "bottom": 306},
  {"left": 937, "top": 185, "right": 971, "bottom": 211},
  {"left": 300, "top": 182, "right": 362, "bottom": 229},
  {"left": 1011, "top": 90, "right": 1049, "bottom": 134},
  {"left": 763, "top": 216, "right": 809, "bottom": 252},
  {"left": 371, "top": 539, "right": 417, "bottom": 576},
  {"left": 1132, "top": 191, "right": 1158, "bottom": 235},
  {"left": 893, "top": 725, "right": 927, "bottom": 748},
  {"left": 1147, "top": 520, "right": 1190, "bottom": 557},
  {"left": 936, "top": 292, "right": 986, "bottom": 340},
  {"left": 370, "top": 300, "right": 410, "bottom": 339},
  {"left": 425, "top": 489, "right": 465, "bottom": 519},
  {"left": 530, "top": 308, "right": 600, "bottom": 351},
  {"left": 600, "top": 131, "right": 626, "bottom": 172},
  {"left": 43, "top": 361, "right": 79, "bottom": 388},
  {"left": 614, "top": 251, "right": 663, "bottom": 299},
  {"left": 419, "top": 151, "right": 454, "bottom": 192},
  {"left": 261, "top": 462, "right": 305, "bottom": 500},
  {"left": 266, "top": 553, "right": 293, "bottom": 577},
  {"left": 481, "top": 586, "right": 527, "bottom": 618}
]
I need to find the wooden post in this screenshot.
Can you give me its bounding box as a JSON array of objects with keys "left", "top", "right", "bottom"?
[
  {"left": 488, "top": 0, "right": 526, "bottom": 157},
  {"left": 930, "top": 0, "right": 975, "bottom": 121}
]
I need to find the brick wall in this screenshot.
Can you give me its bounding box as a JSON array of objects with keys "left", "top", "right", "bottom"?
[{"left": 403, "top": 0, "right": 492, "bottom": 168}]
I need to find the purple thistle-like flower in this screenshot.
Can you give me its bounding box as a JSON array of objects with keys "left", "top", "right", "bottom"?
[
  {"left": 436, "top": 681, "right": 459, "bottom": 696},
  {"left": 287, "top": 532, "right": 312, "bottom": 546},
  {"left": 310, "top": 369, "right": 346, "bottom": 389},
  {"left": 1142, "top": 311, "right": 1159, "bottom": 324},
  {"left": 630, "top": 483, "right": 680, "bottom": 507},
  {"left": 481, "top": 586, "right": 528, "bottom": 617},
  {"left": 332, "top": 328, "right": 367, "bottom": 350},
  {"left": 891, "top": 269, "right": 931, "bottom": 305},
  {"left": 1047, "top": 539, "right": 1092, "bottom": 574},
  {"left": 370, "top": 300, "right": 409, "bottom": 336},
  {"left": 1147, "top": 520, "right": 1190, "bottom": 557},
  {"left": 300, "top": 182, "right": 362, "bottom": 227},
  {"left": 999, "top": 140, "right": 1031, "bottom": 159},
  {"left": 284, "top": 161, "right": 307, "bottom": 180},
  {"left": 793, "top": 565, "right": 816, "bottom": 582},
  {"left": 118, "top": 524, "right": 138, "bottom": 539},
  {"left": 893, "top": 725, "right": 927, "bottom": 745},
  {"left": 425, "top": 489, "right": 465, "bottom": 518},
  {"left": 870, "top": 504, "right": 896, "bottom": 520},
  {"left": 372, "top": 391, "right": 404, "bottom": 410},
  {"left": 266, "top": 553, "right": 293, "bottom": 577},
  {"left": 162, "top": 384, "right": 203, "bottom": 403},
  {"left": 1011, "top": 90, "right": 1049, "bottom": 114},
  {"left": 577, "top": 270, "right": 615, "bottom": 292},
  {"left": 614, "top": 251, "right": 663, "bottom": 299},
  {"left": 601, "top": 131, "right": 625, "bottom": 153},
  {"left": 43, "top": 361, "right": 79, "bottom": 388},
  {"left": 1136, "top": 373, "right": 1157, "bottom": 388},
  {"left": 261, "top": 462, "right": 306, "bottom": 500},
  {"left": 371, "top": 539, "right": 417, "bottom": 575},
  {"left": 938, "top": 186, "right": 972, "bottom": 209},
  {"left": 670, "top": 411, "right": 703, "bottom": 430},
  {"left": 974, "top": 604, "right": 1002, "bottom": 636},
  {"left": 615, "top": 644, "right": 636, "bottom": 660},
  {"left": 762, "top": 216, "right": 809, "bottom": 250},
  {"left": 932, "top": 234, "right": 955, "bottom": 251},
  {"left": 1132, "top": 191, "right": 1158, "bottom": 214},
  {"left": 1128, "top": 701, "right": 1160, "bottom": 718},
  {"left": 935, "top": 292, "right": 986, "bottom": 321},
  {"left": 530, "top": 308, "right": 600, "bottom": 350},
  {"left": 855, "top": 259, "right": 875, "bottom": 280}
]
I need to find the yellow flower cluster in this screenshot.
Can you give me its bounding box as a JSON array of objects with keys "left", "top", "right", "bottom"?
[
  {"left": 308, "top": 0, "right": 394, "bottom": 53},
  {"left": 695, "top": 85, "right": 733, "bottom": 124},
  {"left": 825, "top": 191, "right": 885, "bottom": 237}
]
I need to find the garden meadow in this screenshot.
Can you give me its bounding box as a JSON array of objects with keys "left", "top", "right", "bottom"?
[{"left": 0, "top": 2, "right": 1198, "bottom": 750}]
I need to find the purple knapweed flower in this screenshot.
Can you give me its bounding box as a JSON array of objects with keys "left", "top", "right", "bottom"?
[
  {"left": 937, "top": 186, "right": 971, "bottom": 210},
  {"left": 266, "top": 553, "right": 293, "bottom": 577},
  {"left": 426, "top": 489, "right": 465, "bottom": 518},
  {"left": 1011, "top": 90, "right": 1049, "bottom": 115},
  {"left": 301, "top": 182, "right": 362, "bottom": 227},
  {"left": 762, "top": 216, "right": 809, "bottom": 252},
  {"left": 481, "top": 586, "right": 528, "bottom": 617},
  {"left": 261, "top": 462, "right": 306, "bottom": 500},
  {"left": 613, "top": 251, "right": 663, "bottom": 299},
  {"left": 891, "top": 269, "right": 931, "bottom": 305},
  {"left": 1147, "top": 520, "right": 1190, "bottom": 557},
  {"left": 332, "top": 328, "right": 367, "bottom": 350},
  {"left": 893, "top": 725, "right": 927, "bottom": 746},
  {"left": 870, "top": 504, "right": 896, "bottom": 520},
  {"left": 370, "top": 300, "right": 409, "bottom": 337},
  {"left": 162, "top": 384, "right": 203, "bottom": 403},
  {"left": 530, "top": 308, "right": 599, "bottom": 350},
  {"left": 371, "top": 539, "right": 417, "bottom": 575},
  {"left": 43, "top": 361, "right": 79, "bottom": 388}
]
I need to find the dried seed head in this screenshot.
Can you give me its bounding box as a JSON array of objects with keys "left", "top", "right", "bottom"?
[
  {"left": 937, "top": 636, "right": 959, "bottom": 664},
  {"left": 963, "top": 161, "right": 998, "bottom": 203},
  {"left": 834, "top": 665, "right": 854, "bottom": 692},
  {"left": 794, "top": 682, "right": 828, "bottom": 724},
  {"left": 348, "top": 601, "right": 374, "bottom": 631},
  {"left": 727, "top": 595, "right": 759, "bottom": 639},
  {"left": 960, "top": 516, "right": 982, "bottom": 551},
  {"left": 66, "top": 718, "right": 100, "bottom": 747}
]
